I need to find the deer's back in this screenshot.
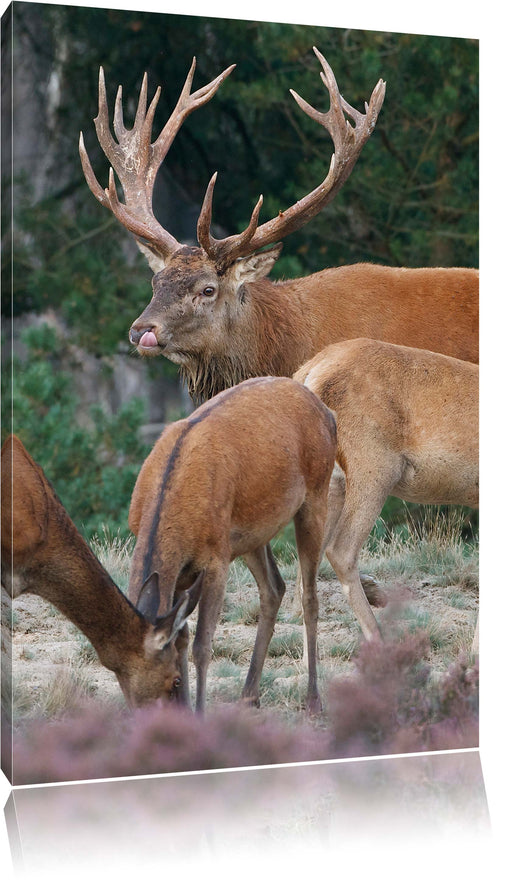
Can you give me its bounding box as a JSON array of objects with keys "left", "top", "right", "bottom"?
[
  {"left": 1, "top": 436, "right": 52, "bottom": 581},
  {"left": 296, "top": 338, "right": 478, "bottom": 506},
  {"left": 130, "top": 377, "right": 336, "bottom": 555},
  {"left": 285, "top": 264, "right": 479, "bottom": 365}
]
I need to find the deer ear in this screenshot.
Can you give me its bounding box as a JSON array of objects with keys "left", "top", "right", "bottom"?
[
  {"left": 228, "top": 244, "right": 283, "bottom": 285},
  {"left": 136, "top": 572, "right": 161, "bottom": 623},
  {"left": 136, "top": 240, "right": 167, "bottom": 274},
  {"left": 151, "top": 571, "right": 205, "bottom": 651}
]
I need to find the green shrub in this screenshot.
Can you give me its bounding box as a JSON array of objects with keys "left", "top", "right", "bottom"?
[{"left": 2, "top": 324, "right": 149, "bottom": 539}]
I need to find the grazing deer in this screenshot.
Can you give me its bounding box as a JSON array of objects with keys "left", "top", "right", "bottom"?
[
  {"left": 293, "top": 339, "right": 479, "bottom": 648},
  {"left": 0, "top": 434, "right": 205, "bottom": 708},
  {"left": 79, "top": 47, "right": 479, "bottom": 409},
  {"left": 127, "top": 376, "right": 337, "bottom": 713}
]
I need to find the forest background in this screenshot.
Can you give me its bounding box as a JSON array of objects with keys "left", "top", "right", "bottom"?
[{"left": 1, "top": 1, "right": 478, "bottom": 544}]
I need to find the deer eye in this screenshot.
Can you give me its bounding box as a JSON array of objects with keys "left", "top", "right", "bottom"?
[
  {"left": 202, "top": 286, "right": 215, "bottom": 297},
  {"left": 173, "top": 677, "right": 182, "bottom": 688}
]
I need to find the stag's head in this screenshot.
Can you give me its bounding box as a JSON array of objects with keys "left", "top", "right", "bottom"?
[
  {"left": 128, "top": 242, "right": 283, "bottom": 367},
  {"left": 79, "top": 50, "right": 385, "bottom": 394}
]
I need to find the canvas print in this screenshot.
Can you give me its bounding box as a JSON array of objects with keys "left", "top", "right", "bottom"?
[{"left": 1, "top": 1, "right": 478, "bottom": 787}]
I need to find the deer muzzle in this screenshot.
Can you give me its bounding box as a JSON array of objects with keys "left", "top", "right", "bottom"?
[{"left": 129, "top": 325, "right": 162, "bottom": 353}]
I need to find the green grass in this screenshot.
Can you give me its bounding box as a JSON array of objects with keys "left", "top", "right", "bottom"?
[
  {"left": 212, "top": 638, "right": 248, "bottom": 664},
  {"left": 226, "top": 559, "right": 253, "bottom": 593},
  {"left": 268, "top": 631, "right": 304, "bottom": 659},
  {"left": 359, "top": 507, "right": 478, "bottom": 589},
  {"left": 72, "top": 630, "right": 99, "bottom": 665},
  {"left": 211, "top": 659, "right": 242, "bottom": 678},
  {"left": 327, "top": 636, "right": 358, "bottom": 660},
  {"left": 222, "top": 598, "right": 260, "bottom": 625},
  {"left": 10, "top": 499, "right": 478, "bottom": 726},
  {"left": 20, "top": 647, "right": 35, "bottom": 662},
  {"left": 444, "top": 589, "right": 476, "bottom": 610}
]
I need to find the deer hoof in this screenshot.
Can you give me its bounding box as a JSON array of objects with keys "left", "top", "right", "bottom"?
[
  {"left": 305, "top": 694, "right": 323, "bottom": 717},
  {"left": 360, "top": 573, "right": 388, "bottom": 607},
  {"left": 239, "top": 694, "right": 260, "bottom": 709}
]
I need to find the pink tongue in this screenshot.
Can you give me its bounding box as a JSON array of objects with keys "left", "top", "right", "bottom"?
[{"left": 140, "top": 330, "right": 158, "bottom": 348}]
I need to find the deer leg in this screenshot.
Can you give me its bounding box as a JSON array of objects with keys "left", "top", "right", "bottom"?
[
  {"left": 174, "top": 622, "right": 191, "bottom": 707},
  {"left": 323, "top": 464, "right": 388, "bottom": 607},
  {"left": 293, "top": 466, "right": 387, "bottom": 614},
  {"left": 192, "top": 563, "right": 229, "bottom": 713},
  {"left": 293, "top": 497, "right": 328, "bottom": 714},
  {"left": 240, "top": 545, "right": 286, "bottom": 707},
  {"left": 324, "top": 468, "right": 399, "bottom": 642}
]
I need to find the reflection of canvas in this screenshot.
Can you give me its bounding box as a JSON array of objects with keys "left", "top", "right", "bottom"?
[{"left": 4, "top": 753, "right": 490, "bottom": 878}]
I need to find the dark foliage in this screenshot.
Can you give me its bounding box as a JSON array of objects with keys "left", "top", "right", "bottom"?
[
  {"left": 1, "top": 324, "right": 150, "bottom": 538},
  {"left": 4, "top": 6, "right": 478, "bottom": 329}
]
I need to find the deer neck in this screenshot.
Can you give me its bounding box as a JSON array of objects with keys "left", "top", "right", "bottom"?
[
  {"left": 249, "top": 278, "right": 312, "bottom": 373},
  {"left": 28, "top": 524, "right": 146, "bottom": 674},
  {"left": 182, "top": 278, "right": 310, "bottom": 402}
]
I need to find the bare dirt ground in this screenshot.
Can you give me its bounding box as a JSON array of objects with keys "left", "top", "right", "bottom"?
[{"left": 5, "top": 567, "right": 478, "bottom": 723}]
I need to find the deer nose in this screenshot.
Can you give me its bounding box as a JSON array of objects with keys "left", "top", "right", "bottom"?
[{"left": 129, "top": 325, "right": 160, "bottom": 348}]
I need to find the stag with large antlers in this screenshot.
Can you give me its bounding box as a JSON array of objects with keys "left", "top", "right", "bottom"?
[{"left": 80, "top": 48, "right": 478, "bottom": 404}]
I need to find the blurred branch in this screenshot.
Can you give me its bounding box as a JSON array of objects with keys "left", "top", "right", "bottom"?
[{"left": 52, "top": 217, "right": 117, "bottom": 262}]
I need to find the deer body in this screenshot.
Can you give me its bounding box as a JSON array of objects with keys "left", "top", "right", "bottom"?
[
  {"left": 128, "top": 376, "right": 337, "bottom": 712},
  {"left": 1, "top": 435, "right": 204, "bottom": 707},
  {"left": 293, "top": 339, "right": 478, "bottom": 644},
  {"left": 134, "top": 259, "right": 478, "bottom": 400},
  {"left": 80, "top": 49, "right": 479, "bottom": 403}
]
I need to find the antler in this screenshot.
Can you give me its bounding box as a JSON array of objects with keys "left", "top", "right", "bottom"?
[
  {"left": 79, "top": 58, "right": 236, "bottom": 272},
  {"left": 197, "top": 47, "right": 386, "bottom": 270}
]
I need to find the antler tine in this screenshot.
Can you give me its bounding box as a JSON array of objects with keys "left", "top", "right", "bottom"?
[
  {"left": 154, "top": 59, "right": 236, "bottom": 164},
  {"left": 365, "top": 78, "right": 387, "bottom": 130},
  {"left": 196, "top": 171, "right": 218, "bottom": 248},
  {"left": 195, "top": 48, "right": 385, "bottom": 268},
  {"left": 179, "top": 56, "right": 237, "bottom": 107},
  {"left": 133, "top": 70, "right": 149, "bottom": 131},
  {"left": 78, "top": 131, "right": 111, "bottom": 208},
  {"left": 113, "top": 85, "right": 126, "bottom": 140},
  {"left": 93, "top": 67, "right": 119, "bottom": 168},
  {"left": 190, "top": 61, "right": 237, "bottom": 105},
  {"left": 80, "top": 59, "right": 235, "bottom": 271},
  {"left": 197, "top": 172, "right": 264, "bottom": 266},
  {"left": 292, "top": 47, "right": 385, "bottom": 157}
]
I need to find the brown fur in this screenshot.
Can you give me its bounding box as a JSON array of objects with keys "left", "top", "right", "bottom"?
[
  {"left": 131, "top": 257, "right": 478, "bottom": 402},
  {"left": 0, "top": 435, "right": 204, "bottom": 707},
  {"left": 294, "top": 339, "right": 478, "bottom": 646},
  {"left": 128, "top": 376, "right": 337, "bottom": 712},
  {"left": 81, "top": 56, "right": 478, "bottom": 400}
]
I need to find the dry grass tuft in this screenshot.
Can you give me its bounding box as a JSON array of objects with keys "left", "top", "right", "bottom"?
[
  {"left": 360, "top": 506, "right": 478, "bottom": 589},
  {"left": 12, "top": 660, "right": 99, "bottom": 720},
  {"left": 90, "top": 526, "right": 134, "bottom": 592}
]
